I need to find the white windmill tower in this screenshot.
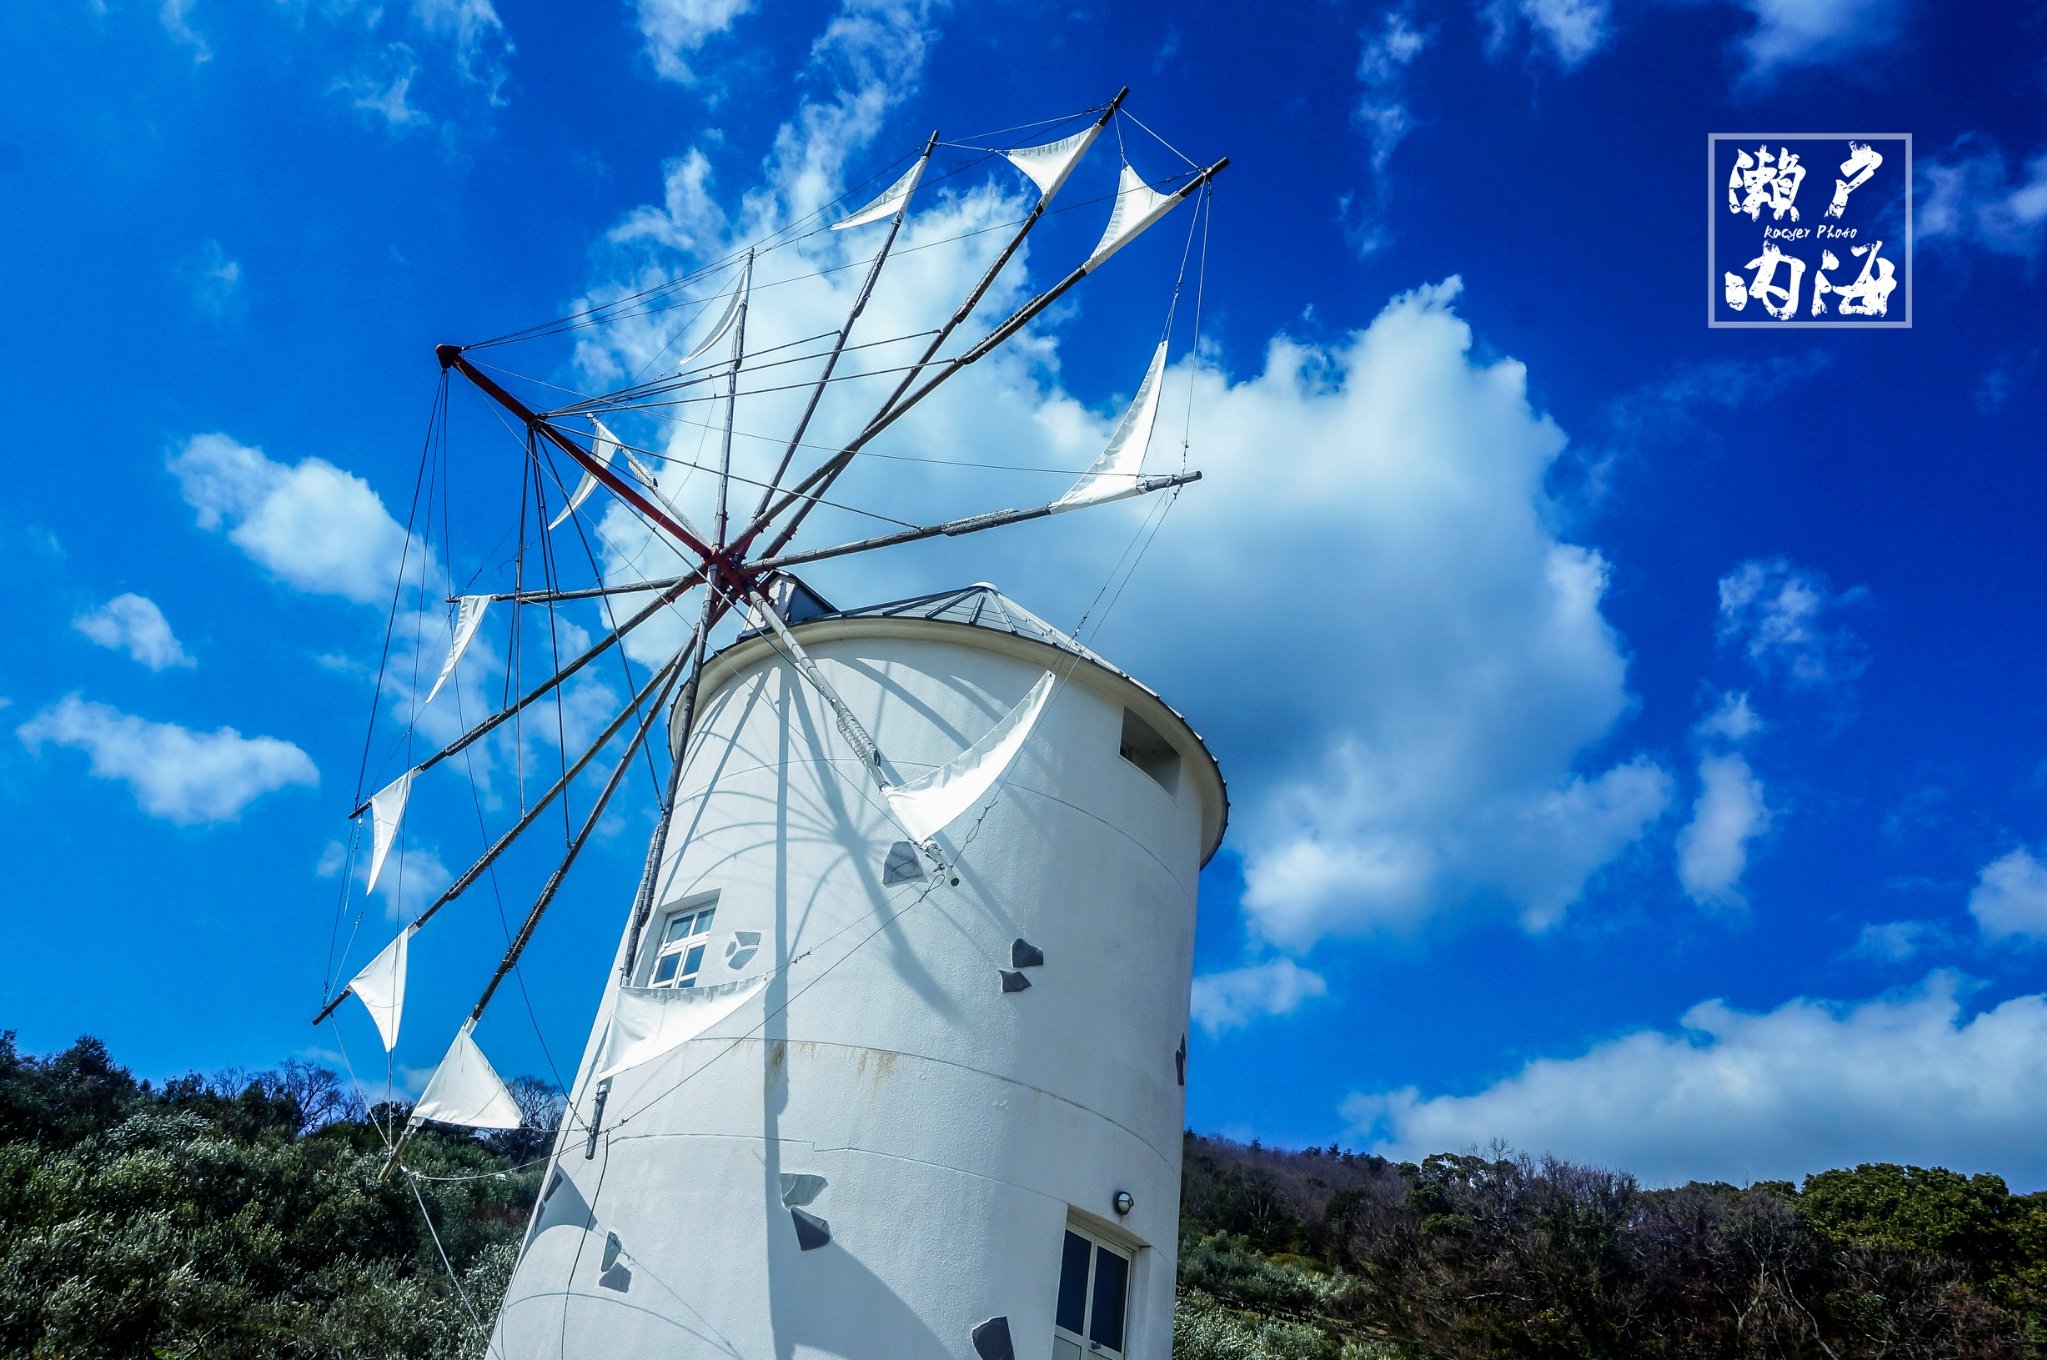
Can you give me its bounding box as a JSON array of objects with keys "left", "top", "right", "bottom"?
[{"left": 314, "top": 91, "right": 1228, "bottom": 1360}]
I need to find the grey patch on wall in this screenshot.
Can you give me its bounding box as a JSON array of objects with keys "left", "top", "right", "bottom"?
[
  {"left": 780, "top": 1172, "right": 827, "bottom": 1207},
  {"left": 791, "top": 1207, "right": 832, "bottom": 1251},
  {"left": 971, "top": 1316, "right": 1016, "bottom": 1360},
  {"left": 725, "top": 930, "right": 762, "bottom": 969},
  {"left": 1010, "top": 938, "right": 1045, "bottom": 969},
  {"left": 999, "top": 970, "right": 1032, "bottom": 993},
  {"left": 883, "top": 841, "right": 925, "bottom": 884}
]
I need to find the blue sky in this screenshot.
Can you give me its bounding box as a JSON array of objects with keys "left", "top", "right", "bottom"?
[{"left": 4, "top": 0, "right": 2045, "bottom": 1187}]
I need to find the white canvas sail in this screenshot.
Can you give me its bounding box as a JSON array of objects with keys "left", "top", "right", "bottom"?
[
  {"left": 678, "top": 258, "right": 751, "bottom": 369},
  {"left": 885, "top": 671, "right": 1055, "bottom": 844},
  {"left": 597, "top": 976, "right": 769, "bottom": 1080},
  {"left": 830, "top": 156, "right": 928, "bottom": 230},
  {"left": 363, "top": 769, "right": 416, "bottom": 897},
  {"left": 1003, "top": 125, "right": 1102, "bottom": 199},
  {"left": 412, "top": 1020, "right": 523, "bottom": 1129},
  {"left": 423, "top": 594, "right": 490, "bottom": 706},
  {"left": 346, "top": 928, "right": 410, "bottom": 1051},
  {"left": 547, "top": 420, "right": 622, "bottom": 531},
  {"left": 1053, "top": 340, "right": 1168, "bottom": 512},
  {"left": 1086, "top": 163, "right": 1181, "bottom": 270}
]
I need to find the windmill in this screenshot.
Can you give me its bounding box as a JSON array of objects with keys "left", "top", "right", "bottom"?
[{"left": 315, "top": 91, "right": 1229, "bottom": 1359}]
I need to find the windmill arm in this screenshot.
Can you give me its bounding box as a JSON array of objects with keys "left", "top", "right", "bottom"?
[{"left": 749, "top": 470, "right": 1201, "bottom": 575}]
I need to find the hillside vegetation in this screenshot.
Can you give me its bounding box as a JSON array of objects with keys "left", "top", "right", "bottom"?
[{"left": 3, "top": 1033, "right": 2042, "bottom": 1358}]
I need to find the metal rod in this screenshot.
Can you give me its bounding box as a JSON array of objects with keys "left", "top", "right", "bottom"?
[
  {"left": 750, "top": 132, "right": 939, "bottom": 524},
  {"left": 440, "top": 347, "right": 751, "bottom": 598},
  {"left": 713, "top": 250, "right": 752, "bottom": 553},
  {"left": 344, "top": 571, "right": 703, "bottom": 819},
  {"left": 620, "top": 592, "right": 719, "bottom": 980},
  {"left": 724, "top": 91, "right": 1130, "bottom": 562},
  {"left": 752, "top": 471, "right": 1202, "bottom": 573}
]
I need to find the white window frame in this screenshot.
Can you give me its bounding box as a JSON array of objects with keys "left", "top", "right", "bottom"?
[
  {"left": 642, "top": 895, "right": 718, "bottom": 990},
  {"left": 1052, "top": 1219, "right": 1134, "bottom": 1359}
]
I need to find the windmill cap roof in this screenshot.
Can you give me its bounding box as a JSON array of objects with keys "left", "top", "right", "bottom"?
[{"left": 708, "top": 582, "right": 1229, "bottom": 864}]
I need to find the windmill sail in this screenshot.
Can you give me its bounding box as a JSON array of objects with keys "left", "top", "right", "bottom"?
[
  {"left": 547, "top": 420, "right": 623, "bottom": 531},
  {"left": 346, "top": 928, "right": 410, "bottom": 1051},
  {"left": 1053, "top": 340, "right": 1168, "bottom": 512},
  {"left": 831, "top": 156, "right": 928, "bottom": 230},
  {"left": 884, "top": 671, "right": 1055, "bottom": 843},
  {"left": 363, "top": 769, "right": 416, "bottom": 897},
  {"left": 1003, "top": 125, "right": 1102, "bottom": 199},
  {"left": 411, "top": 1021, "right": 522, "bottom": 1129},
  {"left": 677, "top": 258, "right": 751, "bottom": 369},
  {"left": 423, "top": 595, "right": 490, "bottom": 705},
  {"left": 596, "top": 976, "right": 769, "bottom": 1080},
  {"left": 1086, "top": 163, "right": 1181, "bottom": 270}
]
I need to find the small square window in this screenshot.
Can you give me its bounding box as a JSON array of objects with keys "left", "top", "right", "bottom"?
[{"left": 644, "top": 898, "right": 717, "bottom": 989}]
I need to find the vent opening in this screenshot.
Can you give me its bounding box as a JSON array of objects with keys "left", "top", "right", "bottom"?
[{"left": 1119, "top": 708, "right": 1180, "bottom": 796}]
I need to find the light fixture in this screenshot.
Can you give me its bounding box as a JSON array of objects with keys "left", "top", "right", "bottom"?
[{"left": 1112, "top": 1190, "right": 1134, "bottom": 1216}]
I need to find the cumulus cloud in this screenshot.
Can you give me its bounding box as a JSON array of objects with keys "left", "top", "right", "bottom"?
[
  {"left": 185, "top": 239, "right": 243, "bottom": 316},
  {"left": 1920, "top": 135, "right": 2047, "bottom": 263},
  {"left": 1345, "top": 5, "right": 1431, "bottom": 256},
  {"left": 1144, "top": 289, "right": 1670, "bottom": 947},
  {"left": 1354, "top": 6, "right": 1429, "bottom": 172},
  {"left": 160, "top": 0, "right": 212, "bottom": 60},
  {"left": 1483, "top": 0, "right": 1610, "bottom": 67},
  {"left": 73, "top": 593, "right": 196, "bottom": 671},
  {"left": 636, "top": 0, "right": 755, "bottom": 83},
  {"left": 1191, "top": 960, "right": 1329, "bottom": 1035},
  {"left": 1344, "top": 976, "right": 2047, "bottom": 1186},
  {"left": 1693, "top": 690, "right": 1761, "bottom": 745},
  {"left": 411, "top": 0, "right": 512, "bottom": 104},
  {"left": 1726, "top": 0, "right": 1908, "bottom": 81},
  {"left": 335, "top": 44, "right": 431, "bottom": 129},
  {"left": 1676, "top": 751, "right": 1770, "bottom": 908},
  {"left": 1852, "top": 918, "right": 1949, "bottom": 964},
  {"left": 1969, "top": 847, "right": 2047, "bottom": 942},
  {"left": 16, "top": 694, "right": 317, "bottom": 823},
  {"left": 1717, "top": 557, "right": 1864, "bottom": 688},
  {"left": 168, "top": 432, "right": 425, "bottom": 605}
]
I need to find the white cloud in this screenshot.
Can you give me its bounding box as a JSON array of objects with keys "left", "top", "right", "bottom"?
[
  {"left": 1345, "top": 975, "right": 2047, "bottom": 1186},
  {"left": 1143, "top": 286, "right": 1670, "bottom": 948},
  {"left": 1921, "top": 136, "right": 2047, "bottom": 263},
  {"left": 1346, "top": 5, "right": 1431, "bottom": 256},
  {"left": 1483, "top": 0, "right": 1610, "bottom": 68},
  {"left": 1852, "top": 918, "right": 1948, "bottom": 963},
  {"left": 16, "top": 695, "right": 317, "bottom": 824},
  {"left": 167, "top": 432, "right": 425, "bottom": 605},
  {"left": 1191, "top": 960, "right": 1329, "bottom": 1036},
  {"left": 1969, "top": 847, "right": 2047, "bottom": 942},
  {"left": 187, "top": 239, "right": 242, "bottom": 315},
  {"left": 1693, "top": 690, "right": 1761, "bottom": 745},
  {"left": 160, "top": 0, "right": 212, "bottom": 60},
  {"left": 411, "top": 0, "right": 512, "bottom": 105},
  {"left": 636, "top": 0, "right": 755, "bottom": 83},
  {"left": 73, "top": 593, "right": 196, "bottom": 671},
  {"left": 1676, "top": 750, "right": 1770, "bottom": 908},
  {"left": 1717, "top": 557, "right": 1864, "bottom": 688},
  {"left": 1355, "top": 6, "right": 1428, "bottom": 172},
  {"left": 336, "top": 44, "right": 432, "bottom": 129},
  {"left": 1727, "top": 0, "right": 1907, "bottom": 80}
]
